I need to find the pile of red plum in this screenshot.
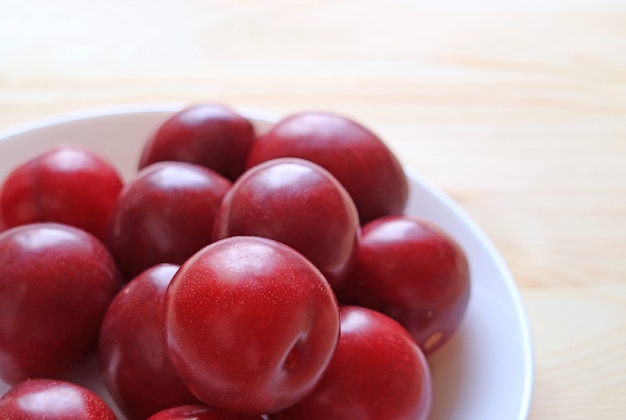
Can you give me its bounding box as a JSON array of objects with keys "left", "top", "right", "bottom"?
[{"left": 0, "top": 104, "right": 470, "bottom": 420}]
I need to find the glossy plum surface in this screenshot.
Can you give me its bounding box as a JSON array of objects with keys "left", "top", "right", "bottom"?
[
  {"left": 139, "top": 103, "right": 256, "bottom": 182},
  {"left": 341, "top": 215, "right": 471, "bottom": 355},
  {"left": 0, "top": 223, "right": 123, "bottom": 384},
  {"left": 271, "top": 306, "right": 432, "bottom": 420},
  {"left": 147, "top": 404, "right": 265, "bottom": 420},
  {"left": 165, "top": 236, "right": 340, "bottom": 415},
  {"left": 246, "top": 111, "right": 408, "bottom": 224},
  {"left": 0, "top": 145, "right": 123, "bottom": 242},
  {"left": 0, "top": 379, "right": 117, "bottom": 419},
  {"left": 214, "top": 158, "right": 359, "bottom": 288},
  {"left": 107, "top": 161, "right": 231, "bottom": 280},
  {"left": 98, "top": 264, "right": 200, "bottom": 420}
]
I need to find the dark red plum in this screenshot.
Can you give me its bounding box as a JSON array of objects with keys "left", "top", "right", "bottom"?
[
  {"left": 246, "top": 111, "right": 408, "bottom": 224},
  {"left": 139, "top": 104, "right": 256, "bottom": 182},
  {"left": 340, "top": 215, "right": 470, "bottom": 355},
  {"left": 214, "top": 158, "right": 359, "bottom": 289},
  {"left": 0, "top": 223, "right": 123, "bottom": 384},
  {"left": 165, "top": 236, "right": 340, "bottom": 415},
  {"left": 107, "top": 161, "right": 231, "bottom": 280},
  {"left": 99, "top": 264, "right": 200, "bottom": 420},
  {"left": 270, "top": 306, "right": 432, "bottom": 420},
  {"left": 0, "top": 145, "right": 123, "bottom": 242}
]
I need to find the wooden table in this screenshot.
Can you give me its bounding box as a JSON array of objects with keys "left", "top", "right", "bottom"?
[{"left": 1, "top": 1, "right": 625, "bottom": 418}]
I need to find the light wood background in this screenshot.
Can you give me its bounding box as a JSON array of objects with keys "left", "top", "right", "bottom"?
[{"left": 2, "top": 1, "right": 626, "bottom": 418}]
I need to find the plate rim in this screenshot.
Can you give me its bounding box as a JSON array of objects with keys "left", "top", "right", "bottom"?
[{"left": 406, "top": 167, "right": 534, "bottom": 420}]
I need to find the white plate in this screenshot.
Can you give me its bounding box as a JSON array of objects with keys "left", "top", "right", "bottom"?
[{"left": 0, "top": 104, "right": 533, "bottom": 419}]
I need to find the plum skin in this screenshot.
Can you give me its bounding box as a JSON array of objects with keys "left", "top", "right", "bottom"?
[
  {"left": 0, "top": 223, "right": 123, "bottom": 384},
  {"left": 340, "top": 215, "right": 471, "bottom": 355},
  {"left": 165, "top": 236, "right": 340, "bottom": 416},
  {"left": 107, "top": 161, "right": 231, "bottom": 280},
  {"left": 0, "top": 145, "right": 123, "bottom": 242},
  {"left": 214, "top": 157, "right": 359, "bottom": 289},
  {"left": 98, "top": 263, "right": 201, "bottom": 420},
  {"left": 270, "top": 306, "right": 432, "bottom": 420},
  {"left": 246, "top": 111, "right": 408, "bottom": 224},
  {"left": 139, "top": 103, "right": 257, "bottom": 182}
]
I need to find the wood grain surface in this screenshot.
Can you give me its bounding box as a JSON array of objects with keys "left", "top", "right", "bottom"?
[{"left": 2, "top": 1, "right": 626, "bottom": 418}]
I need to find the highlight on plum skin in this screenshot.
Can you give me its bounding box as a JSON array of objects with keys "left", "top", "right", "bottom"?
[{"left": 0, "top": 377, "right": 117, "bottom": 419}]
